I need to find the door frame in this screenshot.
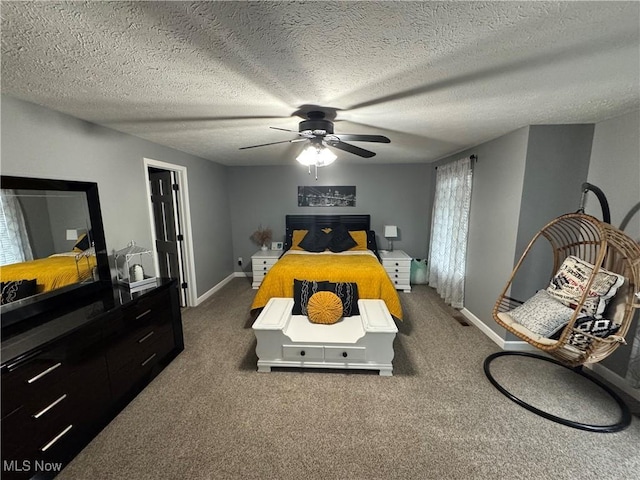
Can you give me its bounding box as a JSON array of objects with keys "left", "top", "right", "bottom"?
[{"left": 143, "top": 158, "right": 197, "bottom": 307}]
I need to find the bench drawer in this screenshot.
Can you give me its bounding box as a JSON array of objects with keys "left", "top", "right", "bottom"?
[
  {"left": 282, "top": 345, "right": 323, "bottom": 361},
  {"left": 324, "top": 346, "right": 366, "bottom": 362}
]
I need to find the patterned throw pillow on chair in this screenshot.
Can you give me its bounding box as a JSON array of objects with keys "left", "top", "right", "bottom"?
[
  {"left": 546, "top": 256, "right": 624, "bottom": 317},
  {"left": 562, "top": 316, "right": 620, "bottom": 350}
]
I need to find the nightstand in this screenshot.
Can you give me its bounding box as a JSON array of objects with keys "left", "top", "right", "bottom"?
[
  {"left": 251, "top": 250, "right": 281, "bottom": 289},
  {"left": 379, "top": 250, "right": 412, "bottom": 292}
]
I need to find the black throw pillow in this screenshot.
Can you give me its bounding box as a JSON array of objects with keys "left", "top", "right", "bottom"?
[
  {"left": 298, "top": 227, "right": 333, "bottom": 252},
  {"left": 328, "top": 224, "right": 357, "bottom": 252},
  {"left": 325, "top": 281, "right": 360, "bottom": 316},
  {"left": 293, "top": 279, "right": 329, "bottom": 315},
  {"left": 1, "top": 279, "right": 37, "bottom": 305}
]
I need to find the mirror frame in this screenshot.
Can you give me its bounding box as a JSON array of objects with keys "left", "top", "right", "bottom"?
[{"left": 1, "top": 175, "right": 112, "bottom": 332}]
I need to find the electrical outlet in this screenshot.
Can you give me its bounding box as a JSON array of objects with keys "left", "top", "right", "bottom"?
[{"left": 238, "top": 257, "right": 243, "bottom": 266}]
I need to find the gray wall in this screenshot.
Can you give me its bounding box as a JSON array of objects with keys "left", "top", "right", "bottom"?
[
  {"left": 586, "top": 110, "right": 640, "bottom": 380},
  {"left": 1, "top": 95, "right": 233, "bottom": 299},
  {"left": 227, "top": 163, "right": 433, "bottom": 274},
  {"left": 435, "top": 127, "right": 530, "bottom": 336},
  {"left": 510, "top": 124, "right": 594, "bottom": 305}
]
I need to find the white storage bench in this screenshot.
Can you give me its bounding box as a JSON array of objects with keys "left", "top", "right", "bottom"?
[{"left": 252, "top": 298, "right": 398, "bottom": 376}]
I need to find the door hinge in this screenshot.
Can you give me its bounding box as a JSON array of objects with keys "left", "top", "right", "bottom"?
[
  {"left": 177, "top": 234, "right": 184, "bottom": 241},
  {"left": 172, "top": 183, "right": 179, "bottom": 191},
  {"left": 181, "top": 282, "right": 188, "bottom": 289}
]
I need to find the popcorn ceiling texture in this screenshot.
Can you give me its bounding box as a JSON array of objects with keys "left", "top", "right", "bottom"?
[{"left": 1, "top": 1, "right": 638, "bottom": 165}]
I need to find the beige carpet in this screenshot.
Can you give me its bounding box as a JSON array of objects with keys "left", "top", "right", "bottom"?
[{"left": 58, "top": 278, "right": 640, "bottom": 480}]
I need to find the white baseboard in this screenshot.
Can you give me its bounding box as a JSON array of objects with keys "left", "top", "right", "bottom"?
[
  {"left": 460, "top": 308, "right": 538, "bottom": 353},
  {"left": 460, "top": 307, "right": 640, "bottom": 401},
  {"left": 194, "top": 272, "right": 240, "bottom": 306}
]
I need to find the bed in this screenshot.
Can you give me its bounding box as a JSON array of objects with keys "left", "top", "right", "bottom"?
[
  {"left": 250, "top": 214, "right": 403, "bottom": 319},
  {"left": 0, "top": 250, "right": 96, "bottom": 303}
]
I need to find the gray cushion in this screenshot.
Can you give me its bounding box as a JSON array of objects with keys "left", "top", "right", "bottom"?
[{"left": 508, "top": 290, "right": 575, "bottom": 337}]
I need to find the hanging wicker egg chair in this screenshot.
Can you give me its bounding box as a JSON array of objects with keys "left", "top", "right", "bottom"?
[
  {"left": 493, "top": 212, "right": 640, "bottom": 366},
  {"left": 485, "top": 184, "right": 640, "bottom": 432}
]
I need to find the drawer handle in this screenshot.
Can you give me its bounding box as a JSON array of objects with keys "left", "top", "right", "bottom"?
[
  {"left": 300, "top": 350, "right": 306, "bottom": 356},
  {"left": 262, "top": 260, "right": 267, "bottom": 264},
  {"left": 138, "top": 330, "right": 155, "bottom": 344},
  {"left": 136, "top": 309, "right": 152, "bottom": 320},
  {"left": 141, "top": 353, "right": 157, "bottom": 367},
  {"left": 33, "top": 394, "right": 67, "bottom": 419},
  {"left": 41, "top": 425, "right": 73, "bottom": 452},
  {"left": 342, "top": 352, "right": 348, "bottom": 358},
  {"left": 27, "top": 362, "right": 62, "bottom": 384},
  {"left": 395, "top": 262, "right": 399, "bottom": 266},
  {"left": 395, "top": 269, "right": 399, "bottom": 272}
]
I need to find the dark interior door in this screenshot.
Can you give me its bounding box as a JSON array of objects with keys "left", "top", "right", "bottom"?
[{"left": 149, "top": 168, "right": 186, "bottom": 305}]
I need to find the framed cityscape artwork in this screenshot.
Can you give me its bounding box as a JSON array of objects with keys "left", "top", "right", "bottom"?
[{"left": 297, "top": 186, "right": 356, "bottom": 207}]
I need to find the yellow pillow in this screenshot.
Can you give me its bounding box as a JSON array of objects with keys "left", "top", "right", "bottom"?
[
  {"left": 307, "top": 291, "right": 343, "bottom": 324},
  {"left": 348, "top": 230, "right": 368, "bottom": 251},
  {"left": 290, "top": 230, "right": 308, "bottom": 250}
]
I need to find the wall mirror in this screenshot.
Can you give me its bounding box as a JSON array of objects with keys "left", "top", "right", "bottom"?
[{"left": 0, "top": 175, "right": 111, "bottom": 333}]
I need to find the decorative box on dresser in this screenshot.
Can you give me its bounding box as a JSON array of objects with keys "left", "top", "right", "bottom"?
[
  {"left": 1, "top": 279, "right": 183, "bottom": 480},
  {"left": 380, "top": 250, "right": 412, "bottom": 292},
  {"left": 251, "top": 250, "right": 281, "bottom": 289}
]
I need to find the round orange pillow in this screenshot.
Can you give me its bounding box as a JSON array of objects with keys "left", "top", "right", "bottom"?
[{"left": 307, "top": 291, "right": 343, "bottom": 324}]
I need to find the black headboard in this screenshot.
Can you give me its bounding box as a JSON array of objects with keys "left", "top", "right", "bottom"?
[{"left": 284, "top": 214, "right": 379, "bottom": 257}]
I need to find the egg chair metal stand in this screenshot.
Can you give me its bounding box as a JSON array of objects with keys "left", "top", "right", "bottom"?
[{"left": 485, "top": 185, "right": 640, "bottom": 432}]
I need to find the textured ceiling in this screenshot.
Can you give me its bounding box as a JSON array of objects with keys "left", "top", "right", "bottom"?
[{"left": 1, "top": 1, "right": 639, "bottom": 166}]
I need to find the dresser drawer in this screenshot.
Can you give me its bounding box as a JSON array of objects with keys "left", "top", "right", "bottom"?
[
  {"left": 108, "top": 325, "right": 175, "bottom": 400},
  {"left": 282, "top": 345, "right": 324, "bottom": 361},
  {"left": 1, "top": 355, "right": 110, "bottom": 466},
  {"left": 1, "top": 323, "right": 104, "bottom": 419},
  {"left": 119, "top": 292, "right": 172, "bottom": 327},
  {"left": 107, "top": 320, "right": 173, "bottom": 372}
]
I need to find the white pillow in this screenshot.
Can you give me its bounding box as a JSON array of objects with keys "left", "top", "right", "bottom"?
[
  {"left": 546, "top": 256, "right": 624, "bottom": 317},
  {"left": 508, "top": 290, "right": 576, "bottom": 337}
]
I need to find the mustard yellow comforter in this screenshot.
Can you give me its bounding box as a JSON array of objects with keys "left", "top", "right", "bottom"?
[
  {"left": 251, "top": 251, "right": 403, "bottom": 319},
  {"left": 0, "top": 254, "right": 96, "bottom": 294}
]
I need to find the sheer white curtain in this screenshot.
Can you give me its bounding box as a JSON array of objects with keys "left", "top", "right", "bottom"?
[
  {"left": 428, "top": 157, "right": 473, "bottom": 308},
  {"left": 0, "top": 189, "right": 33, "bottom": 266}
]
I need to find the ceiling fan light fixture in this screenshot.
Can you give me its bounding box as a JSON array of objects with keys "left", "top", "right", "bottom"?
[{"left": 296, "top": 144, "right": 337, "bottom": 167}]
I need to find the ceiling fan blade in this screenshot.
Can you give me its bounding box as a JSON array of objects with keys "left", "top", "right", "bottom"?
[
  {"left": 333, "top": 134, "right": 390, "bottom": 143},
  {"left": 269, "top": 126, "right": 300, "bottom": 133},
  {"left": 330, "top": 141, "right": 376, "bottom": 158},
  {"left": 239, "top": 138, "right": 306, "bottom": 150}
]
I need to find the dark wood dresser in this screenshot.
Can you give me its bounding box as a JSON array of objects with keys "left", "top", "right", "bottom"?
[{"left": 1, "top": 279, "right": 184, "bottom": 479}]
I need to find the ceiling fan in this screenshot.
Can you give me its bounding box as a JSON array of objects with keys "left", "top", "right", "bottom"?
[{"left": 239, "top": 110, "right": 391, "bottom": 159}]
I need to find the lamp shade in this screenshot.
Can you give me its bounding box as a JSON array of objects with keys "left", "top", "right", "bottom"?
[
  {"left": 384, "top": 225, "right": 398, "bottom": 238},
  {"left": 296, "top": 144, "right": 337, "bottom": 167}
]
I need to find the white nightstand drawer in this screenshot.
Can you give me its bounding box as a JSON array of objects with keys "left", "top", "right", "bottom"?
[
  {"left": 255, "top": 258, "right": 279, "bottom": 268},
  {"left": 383, "top": 264, "right": 410, "bottom": 274},
  {"left": 324, "top": 346, "right": 366, "bottom": 362},
  {"left": 282, "top": 345, "right": 324, "bottom": 361}
]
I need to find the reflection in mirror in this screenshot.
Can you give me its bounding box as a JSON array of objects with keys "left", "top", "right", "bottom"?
[{"left": 0, "top": 188, "right": 95, "bottom": 304}]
